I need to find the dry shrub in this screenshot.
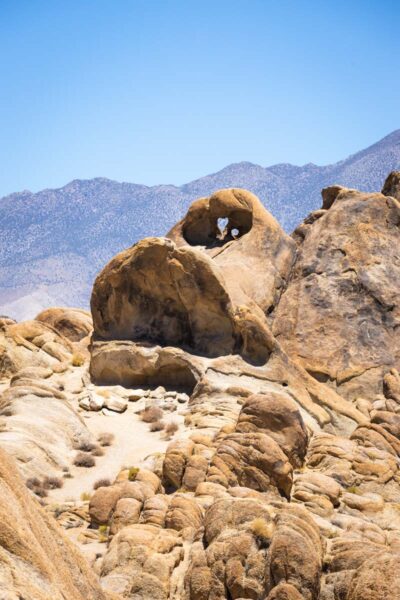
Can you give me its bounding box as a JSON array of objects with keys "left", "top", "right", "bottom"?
[
  {"left": 249, "top": 518, "right": 274, "bottom": 547},
  {"left": 26, "top": 477, "right": 41, "bottom": 490},
  {"left": 74, "top": 440, "right": 97, "bottom": 452},
  {"left": 150, "top": 419, "right": 165, "bottom": 432},
  {"left": 93, "top": 478, "right": 111, "bottom": 490},
  {"left": 165, "top": 421, "right": 179, "bottom": 438},
  {"left": 81, "top": 491, "right": 91, "bottom": 501},
  {"left": 26, "top": 477, "right": 48, "bottom": 498},
  {"left": 141, "top": 405, "right": 163, "bottom": 423},
  {"left": 128, "top": 467, "right": 139, "bottom": 481},
  {"left": 91, "top": 446, "right": 105, "bottom": 457},
  {"left": 97, "top": 432, "right": 115, "bottom": 447},
  {"left": 73, "top": 452, "right": 95, "bottom": 468},
  {"left": 43, "top": 476, "right": 63, "bottom": 490},
  {"left": 98, "top": 524, "right": 109, "bottom": 542},
  {"left": 71, "top": 352, "right": 85, "bottom": 367}
]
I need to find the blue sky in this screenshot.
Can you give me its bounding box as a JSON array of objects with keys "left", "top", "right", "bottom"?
[{"left": 0, "top": 0, "right": 399, "bottom": 197}]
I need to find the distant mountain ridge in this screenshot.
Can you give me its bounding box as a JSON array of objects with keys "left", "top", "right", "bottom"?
[{"left": 1, "top": 129, "right": 400, "bottom": 320}]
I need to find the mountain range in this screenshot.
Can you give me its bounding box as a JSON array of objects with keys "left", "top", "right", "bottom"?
[{"left": 1, "top": 128, "right": 400, "bottom": 320}]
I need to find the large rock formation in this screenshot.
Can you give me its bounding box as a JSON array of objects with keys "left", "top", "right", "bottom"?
[
  {"left": 273, "top": 183, "right": 400, "bottom": 401},
  {"left": 86, "top": 181, "right": 400, "bottom": 600},
  {"left": 0, "top": 309, "right": 95, "bottom": 479},
  {"left": 2, "top": 178, "right": 400, "bottom": 599},
  {"left": 91, "top": 189, "right": 295, "bottom": 369}
]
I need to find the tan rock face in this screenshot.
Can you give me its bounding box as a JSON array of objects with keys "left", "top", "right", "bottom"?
[
  {"left": 90, "top": 189, "right": 295, "bottom": 376},
  {"left": 236, "top": 393, "right": 308, "bottom": 468},
  {"left": 0, "top": 448, "right": 108, "bottom": 600},
  {"left": 273, "top": 187, "right": 400, "bottom": 400},
  {"left": 167, "top": 188, "right": 296, "bottom": 314},
  {"left": 0, "top": 318, "right": 74, "bottom": 378},
  {"left": 35, "top": 307, "right": 93, "bottom": 342},
  {"left": 0, "top": 311, "right": 95, "bottom": 479},
  {"left": 91, "top": 237, "right": 239, "bottom": 358}
]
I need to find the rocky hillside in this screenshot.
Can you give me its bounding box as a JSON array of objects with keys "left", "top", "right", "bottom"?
[
  {"left": 0, "top": 175, "right": 399, "bottom": 599},
  {"left": 1, "top": 130, "right": 400, "bottom": 320}
]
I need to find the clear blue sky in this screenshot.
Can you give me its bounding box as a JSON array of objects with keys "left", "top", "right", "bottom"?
[{"left": 0, "top": 0, "right": 399, "bottom": 197}]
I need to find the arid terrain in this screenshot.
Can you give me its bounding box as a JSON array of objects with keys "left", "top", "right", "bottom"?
[{"left": 1, "top": 173, "right": 400, "bottom": 599}]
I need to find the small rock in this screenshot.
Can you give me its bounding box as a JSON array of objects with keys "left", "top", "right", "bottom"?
[
  {"left": 63, "top": 372, "right": 84, "bottom": 394},
  {"left": 79, "top": 392, "right": 104, "bottom": 411},
  {"left": 101, "top": 408, "right": 118, "bottom": 416},
  {"left": 79, "top": 395, "right": 90, "bottom": 411},
  {"left": 128, "top": 388, "right": 149, "bottom": 401},
  {"left": 150, "top": 385, "right": 166, "bottom": 398},
  {"left": 177, "top": 393, "right": 189, "bottom": 403},
  {"left": 104, "top": 396, "right": 127, "bottom": 413}
]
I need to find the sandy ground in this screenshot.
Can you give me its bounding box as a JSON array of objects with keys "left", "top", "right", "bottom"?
[{"left": 51, "top": 391, "right": 187, "bottom": 503}]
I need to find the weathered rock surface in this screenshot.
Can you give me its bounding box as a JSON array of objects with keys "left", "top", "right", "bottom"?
[
  {"left": 0, "top": 447, "right": 110, "bottom": 600},
  {"left": 35, "top": 307, "right": 93, "bottom": 342},
  {"left": 86, "top": 183, "right": 400, "bottom": 600},
  {"left": 0, "top": 308, "right": 95, "bottom": 479},
  {"left": 273, "top": 185, "right": 400, "bottom": 401},
  {"left": 2, "top": 181, "right": 400, "bottom": 599}
]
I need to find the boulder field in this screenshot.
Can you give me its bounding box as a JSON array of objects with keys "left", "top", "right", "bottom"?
[{"left": 1, "top": 175, "right": 400, "bottom": 599}]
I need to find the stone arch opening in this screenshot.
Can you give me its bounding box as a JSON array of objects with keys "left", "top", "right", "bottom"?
[{"left": 183, "top": 208, "right": 253, "bottom": 248}]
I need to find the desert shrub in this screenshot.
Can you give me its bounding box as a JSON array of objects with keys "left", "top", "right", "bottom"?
[
  {"left": 150, "top": 419, "right": 165, "bottom": 432},
  {"left": 26, "top": 477, "right": 41, "bottom": 490},
  {"left": 26, "top": 477, "right": 48, "bottom": 498},
  {"left": 43, "top": 476, "right": 63, "bottom": 490},
  {"left": 98, "top": 524, "right": 109, "bottom": 542},
  {"left": 97, "top": 432, "right": 115, "bottom": 447},
  {"left": 91, "top": 445, "right": 105, "bottom": 457},
  {"left": 128, "top": 467, "right": 140, "bottom": 481},
  {"left": 80, "top": 491, "right": 91, "bottom": 501},
  {"left": 71, "top": 352, "right": 85, "bottom": 367},
  {"left": 2, "top": 407, "right": 14, "bottom": 417},
  {"left": 346, "top": 486, "right": 361, "bottom": 495},
  {"left": 249, "top": 518, "right": 274, "bottom": 547},
  {"left": 74, "top": 440, "right": 97, "bottom": 452},
  {"left": 93, "top": 478, "right": 111, "bottom": 490},
  {"left": 141, "top": 405, "right": 163, "bottom": 423},
  {"left": 165, "top": 421, "right": 179, "bottom": 438},
  {"left": 73, "top": 452, "right": 95, "bottom": 468}
]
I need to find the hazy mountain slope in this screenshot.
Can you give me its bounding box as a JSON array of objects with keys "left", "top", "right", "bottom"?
[{"left": 1, "top": 129, "right": 399, "bottom": 320}]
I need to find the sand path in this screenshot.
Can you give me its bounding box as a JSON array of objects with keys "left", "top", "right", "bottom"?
[{"left": 51, "top": 392, "right": 185, "bottom": 503}]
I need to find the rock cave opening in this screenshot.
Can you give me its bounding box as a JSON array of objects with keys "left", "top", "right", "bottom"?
[{"left": 91, "top": 351, "right": 198, "bottom": 396}]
